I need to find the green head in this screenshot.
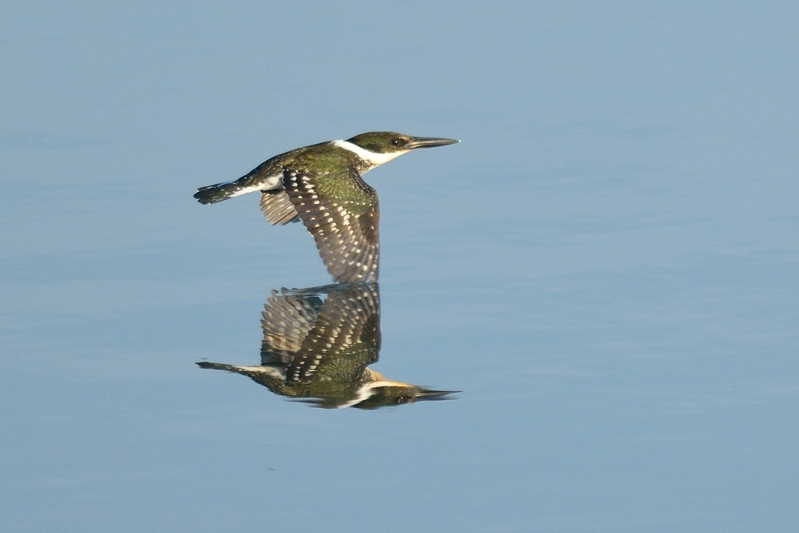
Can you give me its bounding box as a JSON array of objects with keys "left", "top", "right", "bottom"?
[
  {"left": 350, "top": 382, "right": 459, "bottom": 410},
  {"left": 343, "top": 132, "right": 460, "bottom": 161}
]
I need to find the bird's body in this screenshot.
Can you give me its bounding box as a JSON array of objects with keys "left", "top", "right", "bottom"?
[{"left": 194, "top": 132, "right": 458, "bottom": 283}]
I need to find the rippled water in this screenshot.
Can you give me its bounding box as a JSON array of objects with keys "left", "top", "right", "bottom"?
[{"left": 3, "top": 3, "right": 798, "bottom": 532}]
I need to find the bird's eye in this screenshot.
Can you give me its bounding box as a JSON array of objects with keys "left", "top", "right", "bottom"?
[{"left": 391, "top": 138, "right": 404, "bottom": 147}]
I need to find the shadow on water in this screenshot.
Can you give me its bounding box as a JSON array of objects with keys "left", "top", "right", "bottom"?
[{"left": 197, "top": 282, "right": 458, "bottom": 409}]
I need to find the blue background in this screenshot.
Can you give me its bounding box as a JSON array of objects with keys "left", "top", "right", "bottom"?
[{"left": 2, "top": 2, "right": 798, "bottom": 531}]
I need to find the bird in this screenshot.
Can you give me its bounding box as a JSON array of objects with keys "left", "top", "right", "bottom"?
[
  {"left": 197, "top": 283, "right": 457, "bottom": 409},
  {"left": 193, "top": 132, "right": 459, "bottom": 283}
]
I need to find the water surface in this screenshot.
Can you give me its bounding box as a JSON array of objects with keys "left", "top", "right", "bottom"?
[{"left": 2, "top": 2, "right": 798, "bottom": 532}]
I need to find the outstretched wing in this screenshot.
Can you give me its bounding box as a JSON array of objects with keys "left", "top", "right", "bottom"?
[
  {"left": 259, "top": 190, "right": 300, "bottom": 225},
  {"left": 260, "top": 290, "right": 324, "bottom": 365},
  {"left": 285, "top": 283, "right": 381, "bottom": 383},
  {"left": 282, "top": 168, "right": 379, "bottom": 283}
]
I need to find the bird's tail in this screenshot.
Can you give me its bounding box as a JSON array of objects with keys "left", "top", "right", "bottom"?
[
  {"left": 196, "top": 361, "right": 241, "bottom": 372},
  {"left": 196, "top": 361, "right": 265, "bottom": 379},
  {"left": 196, "top": 361, "right": 280, "bottom": 380},
  {"left": 194, "top": 181, "right": 247, "bottom": 204}
]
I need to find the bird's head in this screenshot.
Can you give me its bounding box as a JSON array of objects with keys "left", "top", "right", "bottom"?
[
  {"left": 340, "top": 131, "right": 460, "bottom": 166},
  {"left": 350, "top": 379, "right": 459, "bottom": 409}
]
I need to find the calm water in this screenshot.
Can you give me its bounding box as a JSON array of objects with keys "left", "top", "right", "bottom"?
[{"left": 3, "top": 2, "right": 798, "bottom": 532}]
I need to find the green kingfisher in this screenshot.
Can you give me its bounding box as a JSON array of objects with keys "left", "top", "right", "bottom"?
[
  {"left": 193, "top": 132, "right": 459, "bottom": 283},
  {"left": 197, "top": 283, "right": 457, "bottom": 409}
]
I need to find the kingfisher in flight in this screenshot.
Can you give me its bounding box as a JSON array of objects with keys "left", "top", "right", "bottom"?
[{"left": 194, "top": 132, "right": 459, "bottom": 283}]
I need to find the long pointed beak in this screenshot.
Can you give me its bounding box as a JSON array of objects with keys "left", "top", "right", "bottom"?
[
  {"left": 406, "top": 136, "right": 460, "bottom": 149},
  {"left": 413, "top": 388, "right": 460, "bottom": 402}
]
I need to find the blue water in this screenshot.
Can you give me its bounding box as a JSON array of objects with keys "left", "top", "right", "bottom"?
[{"left": 2, "top": 2, "right": 798, "bottom": 532}]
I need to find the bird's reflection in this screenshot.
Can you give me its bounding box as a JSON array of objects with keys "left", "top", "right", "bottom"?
[{"left": 197, "top": 283, "right": 457, "bottom": 409}]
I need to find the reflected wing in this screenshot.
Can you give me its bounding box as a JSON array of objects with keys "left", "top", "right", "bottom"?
[
  {"left": 285, "top": 283, "right": 381, "bottom": 383},
  {"left": 282, "top": 168, "right": 379, "bottom": 283},
  {"left": 260, "top": 290, "right": 324, "bottom": 365}
]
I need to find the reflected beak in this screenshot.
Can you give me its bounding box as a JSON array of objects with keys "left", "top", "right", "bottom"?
[
  {"left": 413, "top": 388, "right": 460, "bottom": 402},
  {"left": 405, "top": 136, "right": 461, "bottom": 149}
]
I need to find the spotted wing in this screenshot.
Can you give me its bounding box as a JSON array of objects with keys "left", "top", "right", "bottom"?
[
  {"left": 259, "top": 190, "right": 300, "bottom": 225},
  {"left": 282, "top": 168, "right": 379, "bottom": 283},
  {"left": 260, "top": 290, "right": 324, "bottom": 365},
  {"left": 284, "top": 283, "right": 381, "bottom": 384}
]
